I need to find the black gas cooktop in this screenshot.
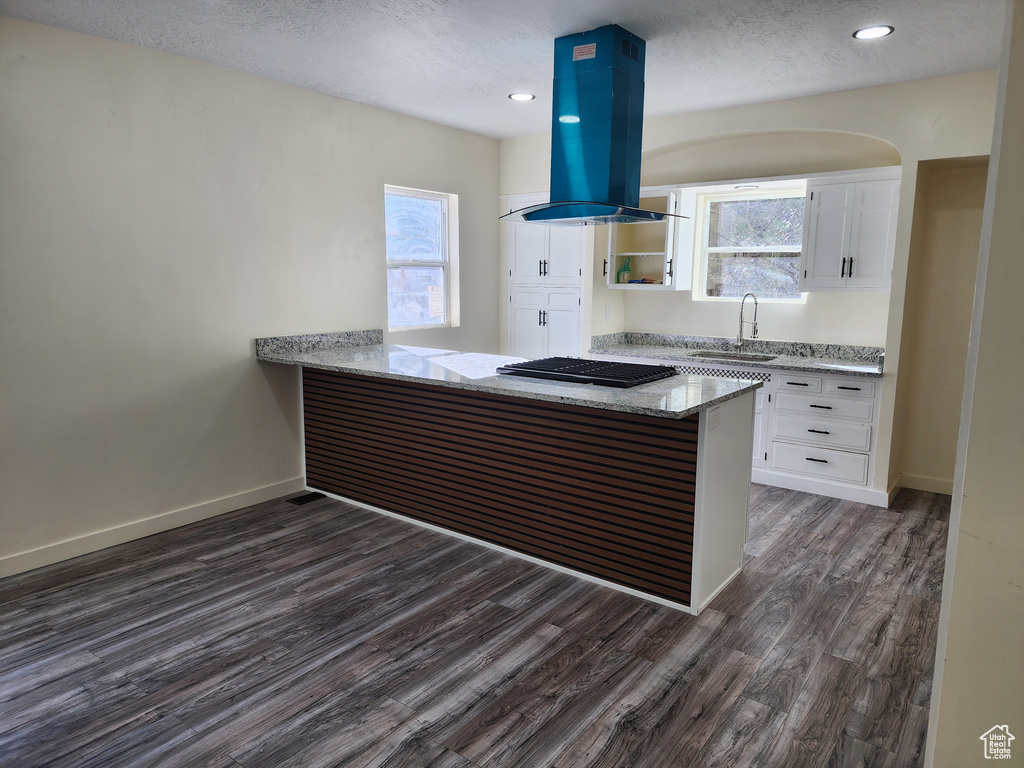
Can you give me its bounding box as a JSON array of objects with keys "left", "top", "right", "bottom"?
[{"left": 496, "top": 357, "right": 678, "bottom": 388}]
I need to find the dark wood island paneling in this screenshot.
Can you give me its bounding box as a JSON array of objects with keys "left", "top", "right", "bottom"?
[{"left": 302, "top": 368, "right": 698, "bottom": 605}]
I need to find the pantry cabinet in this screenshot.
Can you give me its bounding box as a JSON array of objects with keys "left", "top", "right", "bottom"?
[{"left": 504, "top": 194, "right": 586, "bottom": 358}]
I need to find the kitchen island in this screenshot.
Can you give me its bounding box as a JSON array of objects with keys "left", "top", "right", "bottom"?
[{"left": 257, "top": 331, "right": 762, "bottom": 613}]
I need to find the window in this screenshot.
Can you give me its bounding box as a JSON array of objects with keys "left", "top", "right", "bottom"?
[
  {"left": 694, "top": 184, "right": 806, "bottom": 301},
  {"left": 384, "top": 185, "right": 459, "bottom": 330}
]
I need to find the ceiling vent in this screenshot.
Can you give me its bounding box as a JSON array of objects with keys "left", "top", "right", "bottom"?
[{"left": 501, "top": 24, "right": 685, "bottom": 226}]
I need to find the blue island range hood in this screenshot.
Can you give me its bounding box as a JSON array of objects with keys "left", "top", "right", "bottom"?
[{"left": 502, "top": 24, "right": 685, "bottom": 226}]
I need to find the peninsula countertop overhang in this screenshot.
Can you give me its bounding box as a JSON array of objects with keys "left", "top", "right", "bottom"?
[{"left": 256, "top": 334, "right": 762, "bottom": 421}]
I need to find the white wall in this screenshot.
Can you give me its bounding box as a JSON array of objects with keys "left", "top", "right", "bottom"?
[
  {"left": 893, "top": 159, "right": 987, "bottom": 495},
  {"left": 930, "top": 1, "right": 1024, "bottom": 762},
  {"left": 0, "top": 17, "right": 499, "bottom": 574},
  {"left": 499, "top": 70, "right": 999, "bottom": 494}
]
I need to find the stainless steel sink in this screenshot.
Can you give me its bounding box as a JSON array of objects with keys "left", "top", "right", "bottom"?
[{"left": 687, "top": 350, "right": 777, "bottom": 362}]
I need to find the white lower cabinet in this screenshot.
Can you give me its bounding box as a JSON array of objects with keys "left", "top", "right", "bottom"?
[
  {"left": 510, "top": 304, "right": 547, "bottom": 360},
  {"left": 589, "top": 351, "right": 883, "bottom": 503},
  {"left": 772, "top": 414, "right": 872, "bottom": 452},
  {"left": 774, "top": 391, "right": 874, "bottom": 422},
  {"left": 508, "top": 287, "right": 581, "bottom": 359},
  {"left": 762, "top": 372, "right": 880, "bottom": 500},
  {"left": 769, "top": 442, "right": 870, "bottom": 485}
]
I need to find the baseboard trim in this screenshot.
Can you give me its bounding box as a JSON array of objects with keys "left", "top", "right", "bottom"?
[
  {"left": 696, "top": 563, "right": 743, "bottom": 613},
  {"left": 887, "top": 474, "right": 904, "bottom": 505},
  {"left": 0, "top": 477, "right": 307, "bottom": 578},
  {"left": 751, "top": 469, "right": 889, "bottom": 507},
  {"left": 898, "top": 474, "right": 955, "bottom": 495}
]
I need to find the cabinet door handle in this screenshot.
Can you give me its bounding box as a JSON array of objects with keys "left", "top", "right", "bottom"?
[
  {"left": 539, "top": 260, "right": 544, "bottom": 276},
  {"left": 667, "top": 259, "right": 673, "bottom": 277},
  {"left": 837, "top": 385, "right": 861, "bottom": 391},
  {"left": 809, "top": 404, "right": 833, "bottom": 410},
  {"left": 543, "top": 259, "right": 549, "bottom": 276},
  {"left": 806, "top": 457, "right": 829, "bottom": 463},
  {"left": 807, "top": 428, "right": 831, "bottom": 435},
  {"left": 849, "top": 257, "right": 854, "bottom": 277},
  {"left": 538, "top": 310, "right": 543, "bottom": 326},
  {"left": 603, "top": 259, "right": 608, "bottom": 277},
  {"left": 841, "top": 257, "right": 847, "bottom": 278},
  {"left": 786, "top": 381, "right": 809, "bottom": 386}
]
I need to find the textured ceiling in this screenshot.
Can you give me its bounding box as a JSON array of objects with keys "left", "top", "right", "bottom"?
[{"left": 0, "top": 0, "right": 1006, "bottom": 139}]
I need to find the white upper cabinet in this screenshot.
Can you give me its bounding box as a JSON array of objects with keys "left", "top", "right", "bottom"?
[
  {"left": 847, "top": 181, "right": 900, "bottom": 289},
  {"left": 801, "top": 172, "right": 900, "bottom": 292},
  {"left": 547, "top": 226, "right": 586, "bottom": 282},
  {"left": 605, "top": 189, "right": 695, "bottom": 291},
  {"left": 801, "top": 183, "right": 853, "bottom": 290}
]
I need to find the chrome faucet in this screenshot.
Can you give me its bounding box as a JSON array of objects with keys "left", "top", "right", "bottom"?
[{"left": 737, "top": 293, "right": 759, "bottom": 350}]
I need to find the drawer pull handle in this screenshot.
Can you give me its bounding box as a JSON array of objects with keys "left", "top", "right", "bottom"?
[
  {"left": 809, "top": 404, "right": 833, "bottom": 410},
  {"left": 806, "top": 457, "right": 829, "bottom": 463},
  {"left": 786, "top": 381, "right": 809, "bottom": 386},
  {"left": 837, "top": 386, "right": 861, "bottom": 391},
  {"left": 807, "top": 428, "right": 831, "bottom": 435}
]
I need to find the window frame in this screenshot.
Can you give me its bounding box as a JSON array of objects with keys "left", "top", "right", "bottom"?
[
  {"left": 383, "top": 184, "right": 460, "bottom": 332},
  {"left": 691, "top": 182, "right": 808, "bottom": 304}
]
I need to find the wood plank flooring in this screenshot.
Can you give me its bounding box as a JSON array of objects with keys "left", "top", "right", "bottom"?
[{"left": 0, "top": 485, "right": 949, "bottom": 767}]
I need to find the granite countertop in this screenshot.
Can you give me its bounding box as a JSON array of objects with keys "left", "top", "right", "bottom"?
[
  {"left": 256, "top": 331, "right": 762, "bottom": 420},
  {"left": 590, "top": 333, "right": 885, "bottom": 378}
]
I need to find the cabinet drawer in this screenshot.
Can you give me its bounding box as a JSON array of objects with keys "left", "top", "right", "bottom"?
[
  {"left": 770, "top": 442, "right": 869, "bottom": 485},
  {"left": 773, "top": 414, "right": 871, "bottom": 452},
  {"left": 774, "top": 392, "right": 874, "bottom": 422},
  {"left": 510, "top": 287, "right": 545, "bottom": 307},
  {"left": 823, "top": 377, "right": 876, "bottom": 398},
  {"left": 775, "top": 374, "right": 822, "bottom": 393},
  {"left": 546, "top": 288, "right": 580, "bottom": 307}
]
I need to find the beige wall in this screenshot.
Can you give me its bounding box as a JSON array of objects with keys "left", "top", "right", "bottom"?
[
  {"left": 499, "top": 70, "right": 999, "bottom": 493},
  {"left": 931, "top": 0, "right": 1024, "bottom": 763},
  {"left": 0, "top": 17, "right": 499, "bottom": 574},
  {"left": 893, "top": 159, "right": 987, "bottom": 495}
]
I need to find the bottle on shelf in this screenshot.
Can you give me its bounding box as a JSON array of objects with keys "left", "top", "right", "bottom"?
[{"left": 616, "top": 256, "right": 631, "bottom": 284}]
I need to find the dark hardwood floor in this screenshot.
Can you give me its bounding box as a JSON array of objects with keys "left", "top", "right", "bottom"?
[{"left": 0, "top": 484, "right": 949, "bottom": 767}]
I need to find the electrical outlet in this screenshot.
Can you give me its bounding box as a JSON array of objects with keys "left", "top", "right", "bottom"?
[
  {"left": 604, "top": 302, "right": 611, "bottom": 319},
  {"left": 708, "top": 406, "right": 722, "bottom": 431}
]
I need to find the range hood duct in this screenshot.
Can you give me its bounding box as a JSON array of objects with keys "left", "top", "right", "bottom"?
[{"left": 501, "top": 24, "right": 685, "bottom": 226}]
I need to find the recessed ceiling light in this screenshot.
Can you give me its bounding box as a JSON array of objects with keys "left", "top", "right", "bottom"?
[
  {"left": 853, "top": 25, "right": 894, "bottom": 40},
  {"left": 508, "top": 92, "right": 535, "bottom": 101}
]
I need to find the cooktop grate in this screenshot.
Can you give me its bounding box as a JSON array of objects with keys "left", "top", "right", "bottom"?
[{"left": 496, "top": 357, "right": 678, "bottom": 388}]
